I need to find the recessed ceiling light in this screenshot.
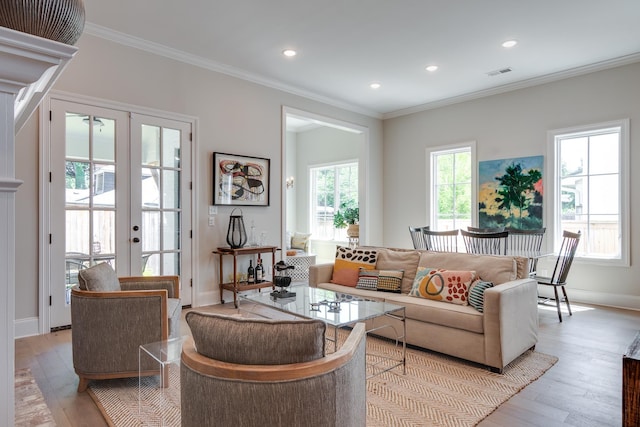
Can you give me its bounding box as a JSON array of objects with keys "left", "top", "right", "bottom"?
[
  {"left": 282, "top": 49, "right": 297, "bottom": 57},
  {"left": 370, "top": 82, "right": 381, "bottom": 89},
  {"left": 502, "top": 40, "right": 518, "bottom": 48},
  {"left": 425, "top": 65, "right": 439, "bottom": 72}
]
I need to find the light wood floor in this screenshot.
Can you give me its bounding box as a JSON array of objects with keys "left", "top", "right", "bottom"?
[{"left": 15, "top": 301, "right": 640, "bottom": 427}]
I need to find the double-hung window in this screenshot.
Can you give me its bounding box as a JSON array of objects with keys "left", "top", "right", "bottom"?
[
  {"left": 549, "top": 119, "right": 629, "bottom": 265},
  {"left": 310, "top": 161, "right": 358, "bottom": 241},
  {"left": 427, "top": 143, "right": 476, "bottom": 231}
]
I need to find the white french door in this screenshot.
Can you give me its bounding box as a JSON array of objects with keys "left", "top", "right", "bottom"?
[{"left": 48, "top": 99, "right": 192, "bottom": 328}]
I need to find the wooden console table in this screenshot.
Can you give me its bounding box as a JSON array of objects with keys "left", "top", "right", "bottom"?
[
  {"left": 623, "top": 331, "right": 640, "bottom": 426},
  {"left": 213, "top": 246, "right": 279, "bottom": 308}
]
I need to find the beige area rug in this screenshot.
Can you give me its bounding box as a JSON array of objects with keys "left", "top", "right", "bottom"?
[
  {"left": 15, "top": 368, "right": 56, "bottom": 427},
  {"left": 88, "top": 334, "right": 557, "bottom": 427}
]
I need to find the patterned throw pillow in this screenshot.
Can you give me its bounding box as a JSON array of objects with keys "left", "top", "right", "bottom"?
[
  {"left": 468, "top": 280, "right": 494, "bottom": 312},
  {"left": 330, "top": 246, "right": 377, "bottom": 287},
  {"left": 409, "top": 267, "right": 476, "bottom": 305},
  {"left": 377, "top": 270, "right": 404, "bottom": 293},
  {"left": 356, "top": 269, "right": 379, "bottom": 290},
  {"left": 356, "top": 269, "right": 404, "bottom": 292}
]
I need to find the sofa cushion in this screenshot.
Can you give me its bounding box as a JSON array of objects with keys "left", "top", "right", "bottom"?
[
  {"left": 317, "top": 282, "right": 385, "bottom": 301},
  {"left": 356, "top": 269, "right": 404, "bottom": 293},
  {"left": 409, "top": 267, "right": 476, "bottom": 305},
  {"left": 186, "top": 312, "right": 326, "bottom": 364},
  {"left": 468, "top": 280, "right": 493, "bottom": 313},
  {"left": 77, "top": 262, "right": 120, "bottom": 291},
  {"left": 384, "top": 293, "right": 484, "bottom": 334},
  {"left": 418, "top": 251, "right": 516, "bottom": 284},
  {"left": 331, "top": 246, "right": 377, "bottom": 287},
  {"left": 376, "top": 248, "right": 420, "bottom": 294}
]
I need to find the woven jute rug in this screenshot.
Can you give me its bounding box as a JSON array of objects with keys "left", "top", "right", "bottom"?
[
  {"left": 15, "top": 368, "right": 56, "bottom": 427},
  {"left": 88, "top": 335, "right": 557, "bottom": 427}
]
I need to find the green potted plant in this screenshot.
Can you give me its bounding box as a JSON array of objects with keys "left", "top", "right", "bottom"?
[{"left": 333, "top": 201, "right": 359, "bottom": 237}]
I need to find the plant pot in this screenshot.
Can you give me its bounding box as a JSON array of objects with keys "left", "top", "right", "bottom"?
[
  {"left": 0, "top": 0, "right": 85, "bottom": 45},
  {"left": 347, "top": 224, "right": 359, "bottom": 238}
]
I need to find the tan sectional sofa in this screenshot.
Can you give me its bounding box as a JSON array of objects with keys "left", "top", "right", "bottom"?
[{"left": 309, "top": 248, "right": 539, "bottom": 373}]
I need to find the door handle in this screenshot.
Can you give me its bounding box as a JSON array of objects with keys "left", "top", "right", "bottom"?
[{"left": 132, "top": 237, "right": 140, "bottom": 243}]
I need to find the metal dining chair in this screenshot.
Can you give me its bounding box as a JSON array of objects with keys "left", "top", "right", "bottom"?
[
  {"left": 506, "top": 228, "right": 546, "bottom": 276},
  {"left": 409, "top": 225, "right": 429, "bottom": 249},
  {"left": 534, "top": 230, "right": 581, "bottom": 322},
  {"left": 461, "top": 229, "right": 508, "bottom": 255},
  {"left": 422, "top": 229, "right": 459, "bottom": 252}
]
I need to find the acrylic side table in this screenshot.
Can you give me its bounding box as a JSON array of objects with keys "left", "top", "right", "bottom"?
[{"left": 139, "top": 336, "right": 186, "bottom": 425}]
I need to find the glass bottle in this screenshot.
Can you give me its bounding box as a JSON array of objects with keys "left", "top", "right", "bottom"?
[
  {"left": 247, "top": 260, "right": 255, "bottom": 284},
  {"left": 255, "top": 256, "right": 264, "bottom": 283}
]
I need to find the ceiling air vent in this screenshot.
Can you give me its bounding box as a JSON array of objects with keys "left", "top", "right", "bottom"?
[{"left": 487, "top": 67, "right": 513, "bottom": 77}]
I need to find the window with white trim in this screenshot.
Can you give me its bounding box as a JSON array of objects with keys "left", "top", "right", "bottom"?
[
  {"left": 549, "top": 120, "right": 629, "bottom": 264},
  {"left": 310, "top": 161, "right": 358, "bottom": 241},
  {"left": 427, "top": 144, "right": 475, "bottom": 231}
]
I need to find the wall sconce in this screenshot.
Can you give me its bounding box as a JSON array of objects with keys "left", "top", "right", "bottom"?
[{"left": 286, "top": 176, "right": 295, "bottom": 189}]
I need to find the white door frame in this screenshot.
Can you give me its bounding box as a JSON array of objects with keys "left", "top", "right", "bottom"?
[{"left": 39, "top": 91, "right": 198, "bottom": 333}]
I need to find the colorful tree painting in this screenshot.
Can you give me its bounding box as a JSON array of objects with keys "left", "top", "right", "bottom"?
[{"left": 478, "top": 155, "right": 543, "bottom": 230}]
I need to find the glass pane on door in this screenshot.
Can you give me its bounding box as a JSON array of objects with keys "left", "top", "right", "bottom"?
[
  {"left": 64, "top": 112, "right": 117, "bottom": 303},
  {"left": 139, "top": 124, "right": 183, "bottom": 277}
]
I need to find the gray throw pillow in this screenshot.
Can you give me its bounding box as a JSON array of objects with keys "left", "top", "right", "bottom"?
[
  {"left": 186, "top": 311, "right": 326, "bottom": 364},
  {"left": 77, "top": 262, "right": 120, "bottom": 291}
]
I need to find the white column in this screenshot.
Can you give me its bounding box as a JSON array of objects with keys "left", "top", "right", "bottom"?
[
  {"left": 0, "top": 27, "right": 77, "bottom": 426},
  {"left": 0, "top": 88, "right": 22, "bottom": 427}
]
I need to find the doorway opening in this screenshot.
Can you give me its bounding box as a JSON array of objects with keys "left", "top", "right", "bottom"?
[{"left": 282, "top": 107, "right": 368, "bottom": 264}]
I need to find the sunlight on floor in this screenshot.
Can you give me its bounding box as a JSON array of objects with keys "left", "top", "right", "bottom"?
[{"left": 538, "top": 302, "right": 595, "bottom": 313}]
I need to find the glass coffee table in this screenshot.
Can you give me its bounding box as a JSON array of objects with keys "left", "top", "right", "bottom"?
[{"left": 242, "top": 285, "right": 406, "bottom": 377}]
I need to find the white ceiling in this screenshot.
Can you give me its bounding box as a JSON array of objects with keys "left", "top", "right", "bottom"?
[{"left": 82, "top": 0, "right": 640, "bottom": 118}]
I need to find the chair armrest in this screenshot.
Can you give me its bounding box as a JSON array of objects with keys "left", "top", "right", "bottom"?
[
  {"left": 119, "top": 275, "right": 180, "bottom": 298},
  {"left": 483, "top": 278, "right": 539, "bottom": 369},
  {"left": 309, "top": 263, "right": 334, "bottom": 287}
]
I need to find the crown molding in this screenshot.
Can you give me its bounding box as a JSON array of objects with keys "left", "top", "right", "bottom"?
[
  {"left": 83, "top": 22, "right": 382, "bottom": 119},
  {"left": 383, "top": 52, "right": 640, "bottom": 120}
]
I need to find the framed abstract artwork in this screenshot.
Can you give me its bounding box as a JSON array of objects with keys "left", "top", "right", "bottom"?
[
  {"left": 213, "top": 152, "right": 270, "bottom": 206},
  {"left": 478, "top": 155, "right": 543, "bottom": 230}
]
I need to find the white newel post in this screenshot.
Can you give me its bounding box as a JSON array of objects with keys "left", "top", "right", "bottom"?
[{"left": 0, "top": 27, "right": 77, "bottom": 426}]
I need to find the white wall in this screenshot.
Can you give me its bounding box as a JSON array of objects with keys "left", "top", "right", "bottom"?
[
  {"left": 14, "top": 33, "right": 383, "bottom": 321},
  {"left": 291, "top": 126, "right": 362, "bottom": 233},
  {"left": 383, "top": 61, "right": 640, "bottom": 310}
]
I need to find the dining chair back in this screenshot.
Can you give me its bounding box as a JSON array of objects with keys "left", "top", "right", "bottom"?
[
  {"left": 506, "top": 228, "right": 546, "bottom": 276},
  {"left": 461, "top": 229, "right": 509, "bottom": 255},
  {"left": 467, "top": 226, "right": 505, "bottom": 233},
  {"left": 409, "top": 225, "right": 429, "bottom": 249},
  {"left": 535, "top": 230, "right": 581, "bottom": 322},
  {"left": 422, "top": 229, "right": 459, "bottom": 252}
]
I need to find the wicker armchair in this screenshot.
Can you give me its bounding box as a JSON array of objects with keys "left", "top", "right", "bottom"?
[
  {"left": 70, "top": 263, "right": 181, "bottom": 392},
  {"left": 181, "top": 312, "right": 366, "bottom": 427}
]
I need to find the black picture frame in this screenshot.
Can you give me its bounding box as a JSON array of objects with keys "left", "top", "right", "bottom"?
[{"left": 212, "top": 152, "right": 270, "bottom": 206}]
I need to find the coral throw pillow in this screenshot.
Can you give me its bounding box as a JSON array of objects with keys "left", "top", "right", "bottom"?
[
  {"left": 409, "top": 267, "right": 476, "bottom": 305},
  {"left": 330, "top": 246, "right": 377, "bottom": 287}
]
